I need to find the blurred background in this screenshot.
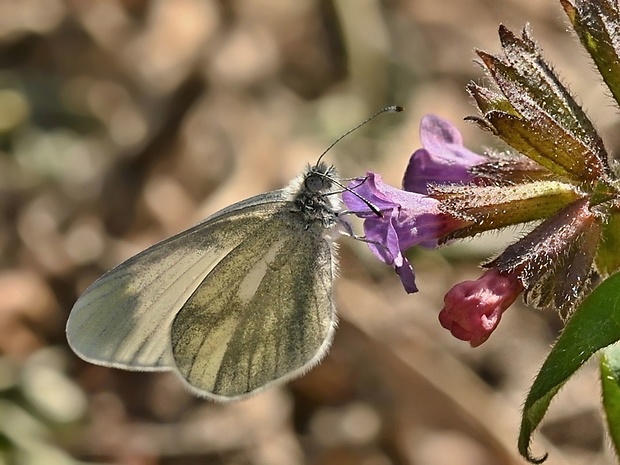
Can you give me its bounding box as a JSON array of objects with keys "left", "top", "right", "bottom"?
[{"left": 0, "top": 0, "right": 618, "bottom": 464}]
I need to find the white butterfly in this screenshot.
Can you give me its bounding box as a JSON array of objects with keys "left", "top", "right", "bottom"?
[
  {"left": 66, "top": 161, "right": 346, "bottom": 401},
  {"left": 66, "top": 105, "right": 400, "bottom": 401}
]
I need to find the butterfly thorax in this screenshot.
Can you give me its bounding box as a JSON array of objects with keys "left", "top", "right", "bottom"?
[{"left": 288, "top": 162, "right": 340, "bottom": 228}]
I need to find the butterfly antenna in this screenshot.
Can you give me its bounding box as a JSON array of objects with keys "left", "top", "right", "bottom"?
[
  {"left": 315, "top": 105, "right": 403, "bottom": 217},
  {"left": 315, "top": 105, "right": 404, "bottom": 167},
  {"left": 328, "top": 177, "right": 383, "bottom": 216}
]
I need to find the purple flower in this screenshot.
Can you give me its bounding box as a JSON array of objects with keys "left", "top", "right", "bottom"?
[
  {"left": 438, "top": 268, "right": 523, "bottom": 347},
  {"left": 403, "top": 114, "right": 487, "bottom": 194},
  {"left": 343, "top": 172, "right": 465, "bottom": 293}
]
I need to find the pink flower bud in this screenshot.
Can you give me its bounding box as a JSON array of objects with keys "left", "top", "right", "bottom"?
[{"left": 438, "top": 268, "right": 524, "bottom": 347}]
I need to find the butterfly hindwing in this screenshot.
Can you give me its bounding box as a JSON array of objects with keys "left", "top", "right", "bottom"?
[{"left": 170, "top": 208, "right": 337, "bottom": 400}]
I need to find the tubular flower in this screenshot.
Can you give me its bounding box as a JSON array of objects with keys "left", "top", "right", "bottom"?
[{"left": 342, "top": 172, "right": 467, "bottom": 293}]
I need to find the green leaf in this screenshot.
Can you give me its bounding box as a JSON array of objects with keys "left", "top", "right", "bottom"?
[
  {"left": 518, "top": 272, "right": 620, "bottom": 463},
  {"left": 467, "top": 82, "right": 519, "bottom": 116},
  {"left": 595, "top": 208, "right": 620, "bottom": 277},
  {"left": 601, "top": 342, "right": 620, "bottom": 459},
  {"left": 432, "top": 180, "right": 581, "bottom": 235},
  {"left": 472, "top": 26, "right": 611, "bottom": 184},
  {"left": 493, "top": 26, "right": 602, "bottom": 153},
  {"left": 561, "top": 0, "right": 620, "bottom": 109},
  {"left": 483, "top": 110, "right": 602, "bottom": 184}
]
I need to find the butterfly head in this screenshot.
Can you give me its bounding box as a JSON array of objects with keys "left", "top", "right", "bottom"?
[
  {"left": 284, "top": 162, "right": 340, "bottom": 227},
  {"left": 305, "top": 162, "right": 337, "bottom": 194}
]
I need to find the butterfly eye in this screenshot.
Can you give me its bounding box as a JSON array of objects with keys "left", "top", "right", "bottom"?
[{"left": 305, "top": 173, "right": 328, "bottom": 192}]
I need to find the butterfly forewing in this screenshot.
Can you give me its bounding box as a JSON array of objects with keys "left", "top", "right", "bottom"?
[
  {"left": 66, "top": 191, "right": 289, "bottom": 370},
  {"left": 170, "top": 208, "right": 336, "bottom": 400}
]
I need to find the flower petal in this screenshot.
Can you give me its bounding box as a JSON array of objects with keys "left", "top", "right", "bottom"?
[
  {"left": 343, "top": 172, "right": 465, "bottom": 293},
  {"left": 403, "top": 114, "right": 487, "bottom": 194},
  {"left": 363, "top": 214, "right": 418, "bottom": 293}
]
